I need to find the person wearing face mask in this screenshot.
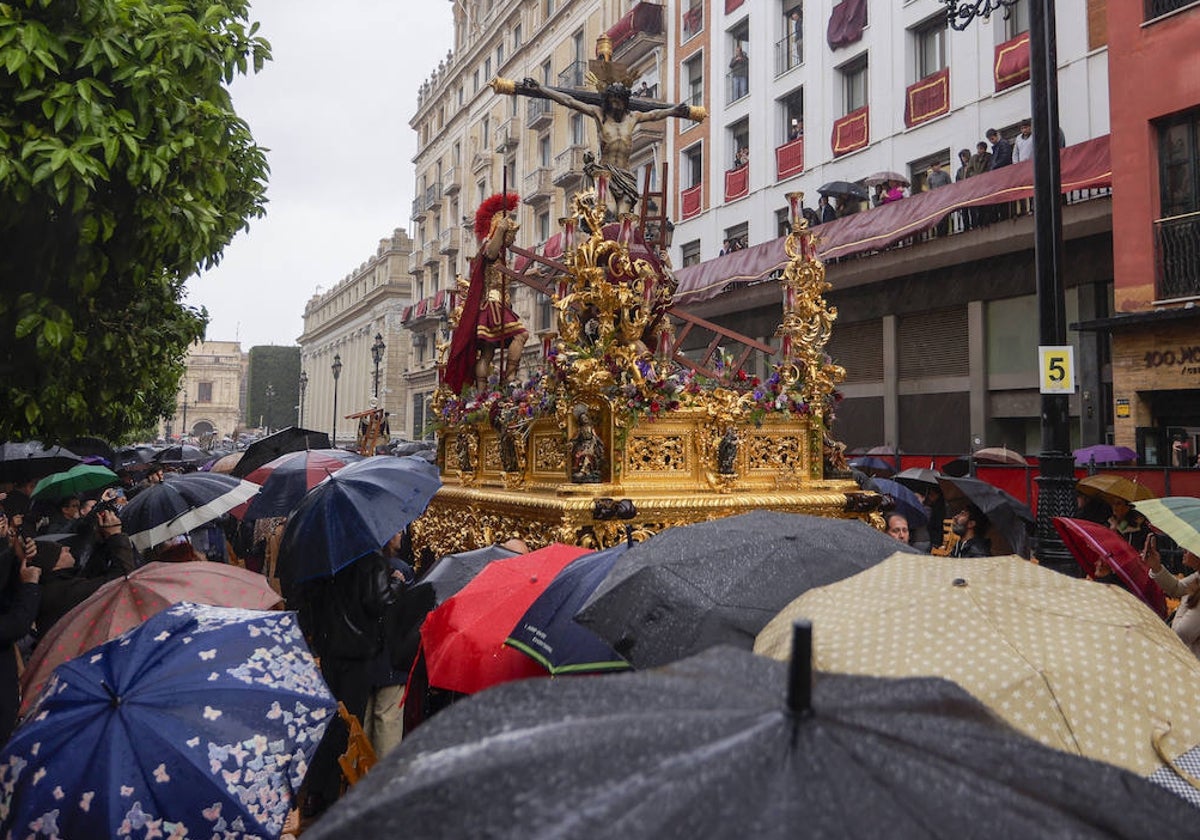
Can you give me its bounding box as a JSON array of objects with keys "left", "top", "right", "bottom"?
[{"left": 949, "top": 504, "right": 991, "bottom": 558}]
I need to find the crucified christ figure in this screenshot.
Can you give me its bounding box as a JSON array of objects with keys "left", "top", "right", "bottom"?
[{"left": 494, "top": 77, "right": 705, "bottom": 217}]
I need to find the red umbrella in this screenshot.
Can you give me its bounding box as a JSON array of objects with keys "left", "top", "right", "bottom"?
[
  {"left": 19, "top": 560, "right": 282, "bottom": 713},
  {"left": 1052, "top": 517, "right": 1167, "bottom": 619},
  {"left": 419, "top": 543, "right": 592, "bottom": 695},
  {"left": 232, "top": 448, "right": 363, "bottom": 520}
]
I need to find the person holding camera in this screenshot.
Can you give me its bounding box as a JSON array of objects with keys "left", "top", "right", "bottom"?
[{"left": 1141, "top": 536, "right": 1200, "bottom": 659}]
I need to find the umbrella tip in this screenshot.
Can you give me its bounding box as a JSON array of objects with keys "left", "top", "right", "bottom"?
[
  {"left": 101, "top": 680, "right": 122, "bottom": 708},
  {"left": 786, "top": 621, "right": 813, "bottom": 717}
]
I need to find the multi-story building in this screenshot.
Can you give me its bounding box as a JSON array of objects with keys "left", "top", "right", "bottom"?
[
  {"left": 405, "top": 0, "right": 669, "bottom": 438},
  {"left": 1080, "top": 0, "right": 1200, "bottom": 466},
  {"left": 297, "top": 229, "right": 415, "bottom": 447},
  {"left": 162, "top": 340, "right": 245, "bottom": 442},
  {"left": 668, "top": 0, "right": 1113, "bottom": 455}
]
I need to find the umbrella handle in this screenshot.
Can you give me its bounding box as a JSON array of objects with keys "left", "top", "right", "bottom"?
[{"left": 787, "top": 621, "right": 812, "bottom": 717}]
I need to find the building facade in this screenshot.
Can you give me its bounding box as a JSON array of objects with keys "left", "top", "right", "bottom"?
[
  {"left": 1088, "top": 0, "right": 1200, "bottom": 466},
  {"left": 162, "top": 340, "right": 245, "bottom": 442},
  {"left": 297, "top": 229, "right": 415, "bottom": 447}
]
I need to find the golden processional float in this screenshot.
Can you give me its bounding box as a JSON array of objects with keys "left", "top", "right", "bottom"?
[{"left": 410, "top": 47, "right": 878, "bottom": 559}]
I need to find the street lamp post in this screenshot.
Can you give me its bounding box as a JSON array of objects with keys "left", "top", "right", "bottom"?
[
  {"left": 265, "top": 383, "right": 276, "bottom": 434},
  {"left": 371, "top": 332, "right": 386, "bottom": 399},
  {"left": 331, "top": 354, "right": 343, "bottom": 445},
  {"left": 941, "top": 0, "right": 1076, "bottom": 573},
  {"left": 180, "top": 388, "right": 189, "bottom": 440},
  {"left": 298, "top": 371, "right": 308, "bottom": 427}
]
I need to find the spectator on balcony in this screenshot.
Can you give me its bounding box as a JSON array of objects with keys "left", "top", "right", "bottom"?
[
  {"left": 1012, "top": 119, "right": 1034, "bottom": 164},
  {"left": 788, "top": 119, "right": 803, "bottom": 142},
  {"left": 818, "top": 195, "right": 837, "bottom": 224},
  {"left": 734, "top": 147, "right": 749, "bottom": 169},
  {"left": 719, "top": 239, "right": 733, "bottom": 256},
  {"left": 881, "top": 182, "right": 905, "bottom": 204},
  {"left": 969, "top": 141, "right": 992, "bottom": 177},
  {"left": 986, "top": 128, "right": 1013, "bottom": 170},
  {"left": 787, "top": 9, "right": 803, "bottom": 65},
  {"left": 634, "top": 81, "right": 652, "bottom": 98},
  {"left": 729, "top": 43, "right": 749, "bottom": 100},
  {"left": 927, "top": 161, "right": 951, "bottom": 190}
]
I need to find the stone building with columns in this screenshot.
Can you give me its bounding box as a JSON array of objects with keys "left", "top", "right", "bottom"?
[
  {"left": 297, "top": 229, "right": 416, "bottom": 447},
  {"left": 161, "top": 340, "right": 245, "bottom": 442}
]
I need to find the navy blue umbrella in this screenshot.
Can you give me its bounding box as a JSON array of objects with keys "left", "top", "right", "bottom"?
[
  {"left": 1, "top": 602, "right": 336, "bottom": 839},
  {"left": 277, "top": 456, "right": 441, "bottom": 586},
  {"left": 848, "top": 456, "right": 893, "bottom": 476},
  {"left": 506, "top": 543, "right": 632, "bottom": 675},
  {"left": 872, "top": 478, "right": 929, "bottom": 529},
  {"left": 119, "top": 472, "right": 260, "bottom": 552}
]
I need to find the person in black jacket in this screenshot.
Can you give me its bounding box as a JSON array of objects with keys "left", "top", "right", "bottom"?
[
  {"left": 0, "top": 516, "right": 40, "bottom": 743},
  {"left": 949, "top": 504, "right": 991, "bottom": 558}
]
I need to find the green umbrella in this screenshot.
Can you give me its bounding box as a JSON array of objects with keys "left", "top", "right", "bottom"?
[
  {"left": 1133, "top": 497, "right": 1200, "bottom": 555},
  {"left": 31, "top": 463, "right": 119, "bottom": 501}
]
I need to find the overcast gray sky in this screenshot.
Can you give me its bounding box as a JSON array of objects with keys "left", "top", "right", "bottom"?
[{"left": 183, "top": 1, "right": 454, "bottom": 349}]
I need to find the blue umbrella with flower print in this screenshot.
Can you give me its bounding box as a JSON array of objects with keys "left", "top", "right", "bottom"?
[{"left": 0, "top": 603, "right": 336, "bottom": 840}]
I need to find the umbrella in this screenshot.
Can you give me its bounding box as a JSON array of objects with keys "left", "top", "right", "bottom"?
[
  {"left": 1077, "top": 473, "right": 1156, "bottom": 506},
  {"left": 1074, "top": 443, "right": 1138, "bottom": 466},
  {"left": 276, "top": 456, "right": 441, "bottom": 586},
  {"left": 0, "top": 441, "right": 82, "bottom": 483},
  {"left": 154, "top": 443, "right": 211, "bottom": 467},
  {"left": 231, "top": 427, "right": 333, "bottom": 478},
  {"left": 64, "top": 436, "right": 116, "bottom": 466},
  {"left": 872, "top": 477, "right": 928, "bottom": 528},
  {"left": 893, "top": 466, "right": 940, "bottom": 490},
  {"left": 575, "top": 511, "right": 917, "bottom": 669},
  {"left": 863, "top": 170, "right": 910, "bottom": 187},
  {"left": 305, "top": 641, "right": 1197, "bottom": 840},
  {"left": 18, "top": 560, "right": 283, "bottom": 714},
  {"left": 1051, "top": 516, "right": 1167, "bottom": 619},
  {"left": 847, "top": 455, "right": 893, "bottom": 476},
  {"left": 30, "top": 463, "right": 119, "bottom": 501},
  {"left": 207, "top": 450, "right": 245, "bottom": 475},
  {"left": 2, "top": 603, "right": 335, "bottom": 840},
  {"left": 1134, "top": 497, "right": 1200, "bottom": 556},
  {"left": 936, "top": 474, "right": 1035, "bottom": 557},
  {"left": 113, "top": 444, "right": 159, "bottom": 472},
  {"left": 816, "top": 180, "right": 869, "bottom": 201},
  {"left": 418, "top": 544, "right": 521, "bottom": 604},
  {"left": 505, "top": 543, "right": 632, "bottom": 675},
  {"left": 865, "top": 444, "right": 903, "bottom": 455},
  {"left": 119, "top": 472, "right": 261, "bottom": 552},
  {"left": 419, "top": 543, "right": 592, "bottom": 694},
  {"left": 974, "top": 446, "right": 1028, "bottom": 465},
  {"left": 239, "top": 448, "right": 363, "bottom": 521},
  {"left": 755, "top": 553, "right": 1200, "bottom": 795}
]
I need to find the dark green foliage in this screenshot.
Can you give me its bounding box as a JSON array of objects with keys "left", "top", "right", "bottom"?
[
  {"left": 246, "top": 345, "right": 299, "bottom": 430},
  {"left": 0, "top": 0, "right": 271, "bottom": 443}
]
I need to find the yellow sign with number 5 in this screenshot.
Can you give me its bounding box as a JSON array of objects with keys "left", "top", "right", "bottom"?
[{"left": 1039, "top": 345, "right": 1076, "bottom": 394}]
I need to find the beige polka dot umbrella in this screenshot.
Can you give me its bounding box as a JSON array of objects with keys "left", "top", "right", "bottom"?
[{"left": 755, "top": 553, "right": 1200, "bottom": 789}]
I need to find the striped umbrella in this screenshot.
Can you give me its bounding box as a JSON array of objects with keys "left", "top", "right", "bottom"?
[{"left": 1133, "top": 497, "right": 1200, "bottom": 556}]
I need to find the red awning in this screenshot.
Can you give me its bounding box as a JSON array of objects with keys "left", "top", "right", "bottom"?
[{"left": 674, "top": 135, "right": 1112, "bottom": 306}]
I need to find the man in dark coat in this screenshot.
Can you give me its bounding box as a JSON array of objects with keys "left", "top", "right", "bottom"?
[
  {"left": 986, "top": 128, "right": 1013, "bottom": 169},
  {"left": 949, "top": 504, "right": 991, "bottom": 558},
  {"left": 0, "top": 520, "right": 39, "bottom": 742}
]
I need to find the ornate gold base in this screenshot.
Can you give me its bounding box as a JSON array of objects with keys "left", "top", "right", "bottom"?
[{"left": 410, "top": 479, "right": 873, "bottom": 561}]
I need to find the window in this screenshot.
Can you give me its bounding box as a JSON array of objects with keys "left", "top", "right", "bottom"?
[
  {"left": 684, "top": 144, "right": 704, "bottom": 187},
  {"left": 681, "top": 240, "right": 702, "bottom": 267},
  {"left": 684, "top": 54, "right": 704, "bottom": 107},
  {"left": 780, "top": 87, "right": 804, "bottom": 143},
  {"left": 841, "top": 54, "right": 868, "bottom": 114},
  {"left": 452, "top": 141, "right": 461, "bottom": 166},
  {"left": 913, "top": 16, "right": 946, "bottom": 80},
  {"left": 537, "top": 292, "right": 554, "bottom": 331},
  {"left": 908, "top": 148, "right": 951, "bottom": 194},
  {"left": 724, "top": 222, "right": 748, "bottom": 251},
  {"left": 570, "top": 113, "right": 585, "bottom": 146},
  {"left": 729, "top": 118, "right": 749, "bottom": 169},
  {"left": 537, "top": 211, "right": 551, "bottom": 242},
  {"left": 778, "top": 5, "right": 803, "bottom": 75},
  {"left": 775, "top": 207, "right": 791, "bottom": 238},
  {"left": 473, "top": 69, "right": 479, "bottom": 93},
  {"left": 538, "top": 134, "right": 551, "bottom": 167},
  {"left": 458, "top": 86, "right": 464, "bottom": 107},
  {"left": 496, "top": 43, "right": 504, "bottom": 66},
  {"left": 1004, "top": 0, "right": 1030, "bottom": 38},
  {"left": 572, "top": 30, "right": 584, "bottom": 62},
  {"left": 197, "top": 382, "right": 213, "bottom": 403},
  {"left": 541, "top": 60, "right": 552, "bottom": 85},
  {"left": 683, "top": 0, "right": 704, "bottom": 41},
  {"left": 1159, "top": 109, "right": 1200, "bottom": 218},
  {"left": 484, "top": 57, "right": 491, "bottom": 79},
  {"left": 727, "top": 25, "right": 749, "bottom": 104},
  {"left": 477, "top": 179, "right": 487, "bottom": 206},
  {"left": 514, "top": 23, "right": 522, "bottom": 47}
]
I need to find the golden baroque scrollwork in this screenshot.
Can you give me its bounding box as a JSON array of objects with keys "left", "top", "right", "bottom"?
[{"left": 627, "top": 435, "right": 687, "bottom": 472}]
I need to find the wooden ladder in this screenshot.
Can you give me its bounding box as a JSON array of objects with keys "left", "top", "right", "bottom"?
[{"left": 637, "top": 162, "right": 669, "bottom": 250}]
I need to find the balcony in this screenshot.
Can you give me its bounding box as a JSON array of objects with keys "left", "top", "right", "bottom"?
[
  {"left": 411, "top": 195, "right": 426, "bottom": 222},
  {"left": 776, "top": 136, "right": 804, "bottom": 180},
  {"left": 608, "top": 3, "right": 665, "bottom": 67},
  {"left": 439, "top": 227, "right": 462, "bottom": 256},
  {"left": 630, "top": 121, "right": 665, "bottom": 159},
  {"left": 726, "top": 68, "right": 749, "bottom": 105},
  {"left": 557, "top": 60, "right": 588, "bottom": 91},
  {"left": 1155, "top": 211, "right": 1200, "bottom": 300},
  {"left": 775, "top": 33, "right": 802, "bottom": 76},
  {"left": 682, "top": 3, "right": 704, "bottom": 43},
  {"left": 422, "top": 239, "right": 440, "bottom": 266},
  {"left": 680, "top": 183, "right": 702, "bottom": 220},
  {"left": 523, "top": 167, "right": 554, "bottom": 206},
  {"left": 494, "top": 116, "right": 523, "bottom": 153},
  {"left": 832, "top": 106, "right": 869, "bottom": 157},
  {"left": 442, "top": 165, "right": 461, "bottom": 195},
  {"left": 1145, "top": 0, "right": 1196, "bottom": 20},
  {"left": 904, "top": 68, "right": 950, "bottom": 128},
  {"left": 471, "top": 149, "right": 493, "bottom": 175},
  {"left": 552, "top": 145, "right": 588, "bottom": 189},
  {"left": 527, "top": 97, "right": 553, "bottom": 130},
  {"left": 425, "top": 182, "right": 443, "bottom": 211},
  {"left": 724, "top": 165, "right": 749, "bottom": 202},
  {"left": 994, "top": 32, "right": 1030, "bottom": 93}
]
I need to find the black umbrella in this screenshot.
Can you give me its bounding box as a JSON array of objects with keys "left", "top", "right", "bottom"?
[
  {"left": 0, "top": 442, "right": 82, "bottom": 484},
  {"left": 154, "top": 443, "right": 210, "bottom": 467},
  {"left": 231, "top": 426, "right": 332, "bottom": 478},
  {"left": 894, "top": 466, "right": 940, "bottom": 490},
  {"left": 305, "top": 635, "right": 1195, "bottom": 840},
  {"left": 937, "top": 475, "right": 1036, "bottom": 558},
  {"left": 63, "top": 436, "right": 116, "bottom": 466},
  {"left": 118, "top": 472, "right": 260, "bottom": 552},
  {"left": 418, "top": 544, "right": 521, "bottom": 604},
  {"left": 575, "top": 510, "right": 916, "bottom": 668},
  {"left": 113, "top": 445, "right": 159, "bottom": 472},
  {"left": 817, "top": 180, "right": 869, "bottom": 201}
]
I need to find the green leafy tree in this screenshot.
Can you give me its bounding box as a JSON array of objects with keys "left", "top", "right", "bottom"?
[{"left": 0, "top": 0, "right": 270, "bottom": 443}]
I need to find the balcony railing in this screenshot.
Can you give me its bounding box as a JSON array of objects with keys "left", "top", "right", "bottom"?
[
  {"left": 552, "top": 145, "right": 588, "bottom": 188},
  {"left": 724, "top": 165, "right": 749, "bottom": 202},
  {"left": 682, "top": 3, "right": 704, "bottom": 42},
  {"left": 775, "top": 136, "right": 804, "bottom": 180},
  {"left": 1155, "top": 211, "right": 1200, "bottom": 300},
  {"left": 680, "top": 183, "right": 702, "bottom": 220},
  {"left": 726, "top": 69, "right": 749, "bottom": 105},
  {"left": 495, "top": 116, "right": 522, "bottom": 153},
  {"left": 557, "top": 60, "right": 588, "bottom": 90},
  {"left": 523, "top": 167, "right": 553, "bottom": 205},
  {"left": 471, "top": 150, "right": 493, "bottom": 175},
  {"left": 411, "top": 195, "right": 426, "bottom": 221},
  {"left": 608, "top": 2, "right": 665, "bottom": 65},
  {"left": 422, "top": 240, "right": 440, "bottom": 266},
  {"left": 1145, "top": 0, "right": 1196, "bottom": 20},
  {"left": 443, "top": 165, "right": 461, "bottom": 195},
  {"left": 439, "top": 227, "right": 462, "bottom": 255},
  {"left": 425, "top": 183, "right": 442, "bottom": 211},
  {"left": 527, "top": 97, "right": 553, "bottom": 130},
  {"left": 775, "top": 33, "right": 802, "bottom": 76}
]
